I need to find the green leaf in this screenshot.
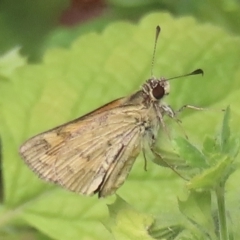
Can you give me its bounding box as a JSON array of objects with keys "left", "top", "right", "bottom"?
[
  {"left": 188, "top": 155, "right": 233, "bottom": 190},
  {"left": 178, "top": 191, "right": 217, "bottom": 240},
  {"left": 218, "top": 107, "right": 240, "bottom": 158},
  {"left": 173, "top": 137, "right": 208, "bottom": 168},
  {"left": 106, "top": 196, "right": 154, "bottom": 240},
  {"left": 106, "top": 197, "right": 185, "bottom": 240},
  {"left": 202, "top": 107, "right": 239, "bottom": 164},
  {"left": 220, "top": 106, "right": 231, "bottom": 151},
  {"left": 0, "top": 12, "right": 240, "bottom": 239},
  {"left": 148, "top": 223, "right": 184, "bottom": 240},
  {"left": 202, "top": 136, "right": 217, "bottom": 156}
]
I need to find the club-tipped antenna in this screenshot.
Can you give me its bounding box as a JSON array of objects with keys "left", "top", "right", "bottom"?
[
  {"left": 166, "top": 68, "right": 204, "bottom": 81},
  {"left": 151, "top": 26, "right": 161, "bottom": 77}
]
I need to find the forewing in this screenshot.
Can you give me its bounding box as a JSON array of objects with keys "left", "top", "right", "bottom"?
[{"left": 20, "top": 101, "right": 145, "bottom": 196}]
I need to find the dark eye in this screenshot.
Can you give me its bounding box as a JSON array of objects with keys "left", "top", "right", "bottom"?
[{"left": 152, "top": 84, "right": 165, "bottom": 99}]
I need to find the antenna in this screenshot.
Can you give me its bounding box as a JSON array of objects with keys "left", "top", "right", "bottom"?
[
  {"left": 166, "top": 68, "right": 204, "bottom": 81},
  {"left": 151, "top": 25, "right": 161, "bottom": 77}
]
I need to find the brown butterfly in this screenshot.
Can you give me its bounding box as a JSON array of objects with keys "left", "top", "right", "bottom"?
[{"left": 19, "top": 26, "right": 203, "bottom": 197}]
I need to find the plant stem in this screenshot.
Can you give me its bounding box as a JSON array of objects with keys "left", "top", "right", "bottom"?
[{"left": 215, "top": 183, "right": 228, "bottom": 240}]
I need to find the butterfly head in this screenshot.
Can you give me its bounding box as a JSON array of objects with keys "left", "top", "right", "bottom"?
[{"left": 142, "top": 78, "right": 170, "bottom": 101}]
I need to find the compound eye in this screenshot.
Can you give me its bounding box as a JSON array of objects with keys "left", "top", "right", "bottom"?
[{"left": 152, "top": 83, "right": 165, "bottom": 99}]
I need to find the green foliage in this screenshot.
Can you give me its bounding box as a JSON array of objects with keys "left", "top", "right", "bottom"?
[
  {"left": 0, "top": 0, "right": 68, "bottom": 61},
  {"left": 106, "top": 108, "right": 239, "bottom": 240},
  {"left": 176, "top": 107, "right": 239, "bottom": 239},
  {"left": 0, "top": 9, "right": 240, "bottom": 240},
  {"left": 105, "top": 196, "right": 154, "bottom": 239}
]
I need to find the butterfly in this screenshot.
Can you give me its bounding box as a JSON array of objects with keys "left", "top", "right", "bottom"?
[{"left": 19, "top": 26, "right": 203, "bottom": 197}]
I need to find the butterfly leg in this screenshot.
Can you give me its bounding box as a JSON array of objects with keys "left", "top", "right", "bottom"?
[
  {"left": 176, "top": 105, "right": 226, "bottom": 115},
  {"left": 151, "top": 147, "right": 188, "bottom": 180},
  {"left": 154, "top": 104, "right": 172, "bottom": 140},
  {"left": 176, "top": 105, "right": 206, "bottom": 114},
  {"left": 160, "top": 104, "right": 189, "bottom": 139},
  {"left": 142, "top": 147, "right": 148, "bottom": 171}
]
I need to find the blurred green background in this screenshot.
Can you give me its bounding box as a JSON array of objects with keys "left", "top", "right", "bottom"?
[
  {"left": 1, "top": 0, "right": 240, "bottom": 61},
  {"left": 0, "top": 0, "right": 240, "bottom": 239}
]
